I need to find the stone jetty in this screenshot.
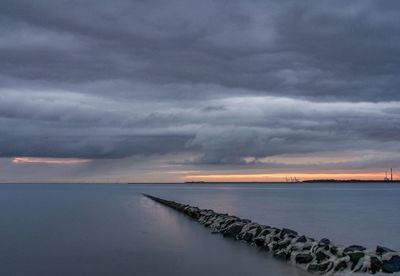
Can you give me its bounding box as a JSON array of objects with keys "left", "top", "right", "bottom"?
[{"left": 144, "top": 194, "right": 400, "bottom": 274}]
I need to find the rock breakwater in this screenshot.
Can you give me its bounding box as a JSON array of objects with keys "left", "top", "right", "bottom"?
[{"left": 144, "top": 194, "right": 400, "bottom": 274}]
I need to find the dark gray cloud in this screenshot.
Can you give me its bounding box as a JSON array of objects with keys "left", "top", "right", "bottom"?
[
  {"left": 2, "top": 0, "right": 400, "bottom": 100},
  {"left": 0, "top": 0, "right": 400, "bottom": 181}
]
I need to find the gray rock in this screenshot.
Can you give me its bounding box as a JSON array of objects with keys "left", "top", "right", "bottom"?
[
  {"left": 275, "top": 240, "right": 291, "bottom": 251},
  {"left": 272, "top": 236, "right": 281, "bottom": 242},
  {"left": 370, "top": 256, "right": 382, "bottom": 274},
  {"left": 242, "top": 232, "right": 253, "bottom": 242},
  {"left": 382, "top": 255, "right": 400, "bottom": 273},
  {"left": 296, "top": 235, "right": 307, "bottom": 243},
  {"left": 220, "top": 218, "right": 237, "bottom": 229},
  {"left": 334, "top": 260, "right": 348, "bottom": 272},
  {"left": 257, "top": 228, "right": 271, "bottom": 237},
  {"left": 315, "top": 251, "right": 329, "bottom": 262},
  {"left": 330, "top": 246, "right": 338, "bottom": 255},
  {"left": 271, "top": 242, "right": 280, "bottom": 251},
  {"left": 222, "top": 222, "right": 245, "bottom": 238},
  {"left": 296, "top": 253, "right": 314, "bottom": 264},
  {"left": 242, "top": 226, "right": 262, "bottom": 242},
  {"left": 280, "top": 228, "right": 298, "bottom": 238},
  {"left": 254, "top": 236, "right": 266, "bottom": 246},
  {"left": 346, "top": 252, "right": 364, "bottom": 269},
  {"left": 319, "top": 238, "right": 330, "bottom": 245},
  {"left": 376, "top": 245, "right": 395, "bottom": 255}
]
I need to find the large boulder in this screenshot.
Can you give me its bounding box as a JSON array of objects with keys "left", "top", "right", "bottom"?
[
  {"left": 280, "top": 228, "right": 298, "bottom": 239},
  {"left": 334, "top": 260, "right": 348, "bottom": 272},
  {"left": 222, "top": 222, "right": 245, "bottom": 238},
  {"left": 369, "top": 256, "right": 382, "bottom": 274},
  {"left": 219, "top": 217, "right": 238, "bottom": 229},
  {"left": 254, "top": 235, "right": 266, "bottom": 246},
  {"left": 257, "top": 228, "right": 272, "bottom": 237},
  {"left": 186, "top": 207, "right": 200, "bottom": 219},
  {"left": 296, "top": 235, "right": 308, "bottom": 243},
  {"left": 382, "top": 255, "right": 400, "bottom": 273},
  {"left": 237, "top": 223, "right": 261, "bottom": 240},
  {"left": 315, "top": 251, "right": 329, "bottom": 262},
  {"left": 330, "top": 246, "right": 338, "bottom": 255},
  {"left": 271, "top": 239, "right": 291, "bottom": 251},
  {"left": 376, "top": 245, "right": 395, "bottom": 255},
  {"left": 346, "top": 252, "right": 365, "bottom": 269},
  {"left": 295, "top": 253, "right": 314, "bottom": 264},
  {"left": 319, "top": 238, "right": 330, "bottom": 245},
  {"left": 242, "top": 226, "right": 262, "bottom": 242}
]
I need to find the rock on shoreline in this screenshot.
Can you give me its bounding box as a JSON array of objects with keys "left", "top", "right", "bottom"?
[{"left": 143, "top": 194, "right": 400, "bottom": 274}]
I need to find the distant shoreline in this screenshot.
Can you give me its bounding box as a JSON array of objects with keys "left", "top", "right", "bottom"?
[
  {"left": 181, "top": 180, "right": 400, "bottom": 184},
  {"left": 0, "top": 180, "right": 399, "bottom": 184}
]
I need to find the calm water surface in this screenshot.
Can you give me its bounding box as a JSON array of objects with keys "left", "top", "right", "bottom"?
[{"left": 0, "top": 183, "right": 399, "bottom": 276}]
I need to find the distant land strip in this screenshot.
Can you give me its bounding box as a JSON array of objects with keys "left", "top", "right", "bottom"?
[{"left": 144, "top": 194, "right": 400, "bottom": 274}]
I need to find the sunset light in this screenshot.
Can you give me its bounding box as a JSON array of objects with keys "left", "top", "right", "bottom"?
[{"left": 184, "top": 172, "right": 397, "bottom": 182}]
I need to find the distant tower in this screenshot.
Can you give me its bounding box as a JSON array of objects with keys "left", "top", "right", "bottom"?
[
  {"left": 391, "top": 168, "right": 393, "bottom": 181},
  {"left": 384, "top": 171, "right": 389, "bottom": 181}
]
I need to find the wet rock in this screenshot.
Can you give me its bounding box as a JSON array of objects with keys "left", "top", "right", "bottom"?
[
  {"left": 343, "top": 245, "right": 366, "bottom": 253},
  {"left": 296, "top": 235, "right": 307, "bottom": 243},
  {"left": 243, "top": 232, "right": 254, "bottom": 242},
  {"left": 280, "top": 228, "right": 298, "bottom": 239},
  {"left": 296, "top": 253, "right": 314, "bottom": 264},
  {"left": 315, "top": 251, "right": 329, "bottom": 263},
  {"left": 204, "top": 218, "right": 216, "bottom": 227},
  {"left": 307, "top": 261, "right": 333, "bottom": 273},
  {"left": 271, "top": 242, "right": 280, "bottom": 251},
  {"left": 330, "top": 246, "right": 338, "bottom": 255},
  {"left": 347, "top": 252, "right": 364, "bottom": 269},
  {"left": 254, "top": 236, "right": 266, "bottom": 246},
  {"left": 219, "top": 220, "right": 235, "bottom": 230},
  {"left": 319, "top": 238, "right": 330, "bottom": 245},
  {"left": 222, "top": 222, "right": 245, "bottom": 238},
  {"left": 370, "top": 256, "right": 382, "bottom": 274},
  {"left": 382, "top": 255, "right": 400, "bottom": 273},
  {"left": 376, "top": 245, "right": 395, "bottom": 255},
  {"left": 257, "top": 228, "right": 271, "bottom": 237},
  {"left": 243, "top": 226, "right": 262, "bottom": 242},
  {"left": 334, "top": 260, "right": 348, "bottom": 272},
  {"left": 237, "top": 223, "right": 260, "bottom": 240},
  {"left": 276, "top": 240, "right": 291, "bottom": 251},
  {"left": 186, "top": 207, "right": 200, "bottom": 219}
]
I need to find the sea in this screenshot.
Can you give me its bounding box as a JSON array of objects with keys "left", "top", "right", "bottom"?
[{"left": 0, "top": 183, "right": 399, "bottom": 276}]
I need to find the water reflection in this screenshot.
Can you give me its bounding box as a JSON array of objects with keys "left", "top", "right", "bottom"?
[{"left": 7, "top": 183, "right": 396, "bottom": 275}]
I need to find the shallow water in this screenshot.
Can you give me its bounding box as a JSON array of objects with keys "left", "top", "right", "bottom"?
[{"left": 0, "top": 183, "right": 399, "bottom": 276}]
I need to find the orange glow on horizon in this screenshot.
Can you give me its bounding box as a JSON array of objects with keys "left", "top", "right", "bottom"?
[
  {"left": 12, "top": 157, "right": 91, "bottom": 165},
  {"left": 184, "top": 172, "right": 396, "bottom": 182}
]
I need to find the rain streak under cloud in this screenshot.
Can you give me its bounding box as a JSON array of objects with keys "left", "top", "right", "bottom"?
[{"left": 1, "top": 0, "right": 400, "bottom": 182}]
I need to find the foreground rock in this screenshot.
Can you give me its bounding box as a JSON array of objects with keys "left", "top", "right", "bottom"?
[{"left": 143, "top": 194, "right": 400, "bottom": 275}]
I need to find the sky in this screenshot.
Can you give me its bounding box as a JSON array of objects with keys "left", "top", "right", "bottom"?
[{"left": 0, "top": 0, "right": 400, "bottom": 183}]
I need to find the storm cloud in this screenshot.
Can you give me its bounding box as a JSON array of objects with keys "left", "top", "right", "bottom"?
[{"left": 0, "top": 0, "right": 400, "bottom": 181}]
